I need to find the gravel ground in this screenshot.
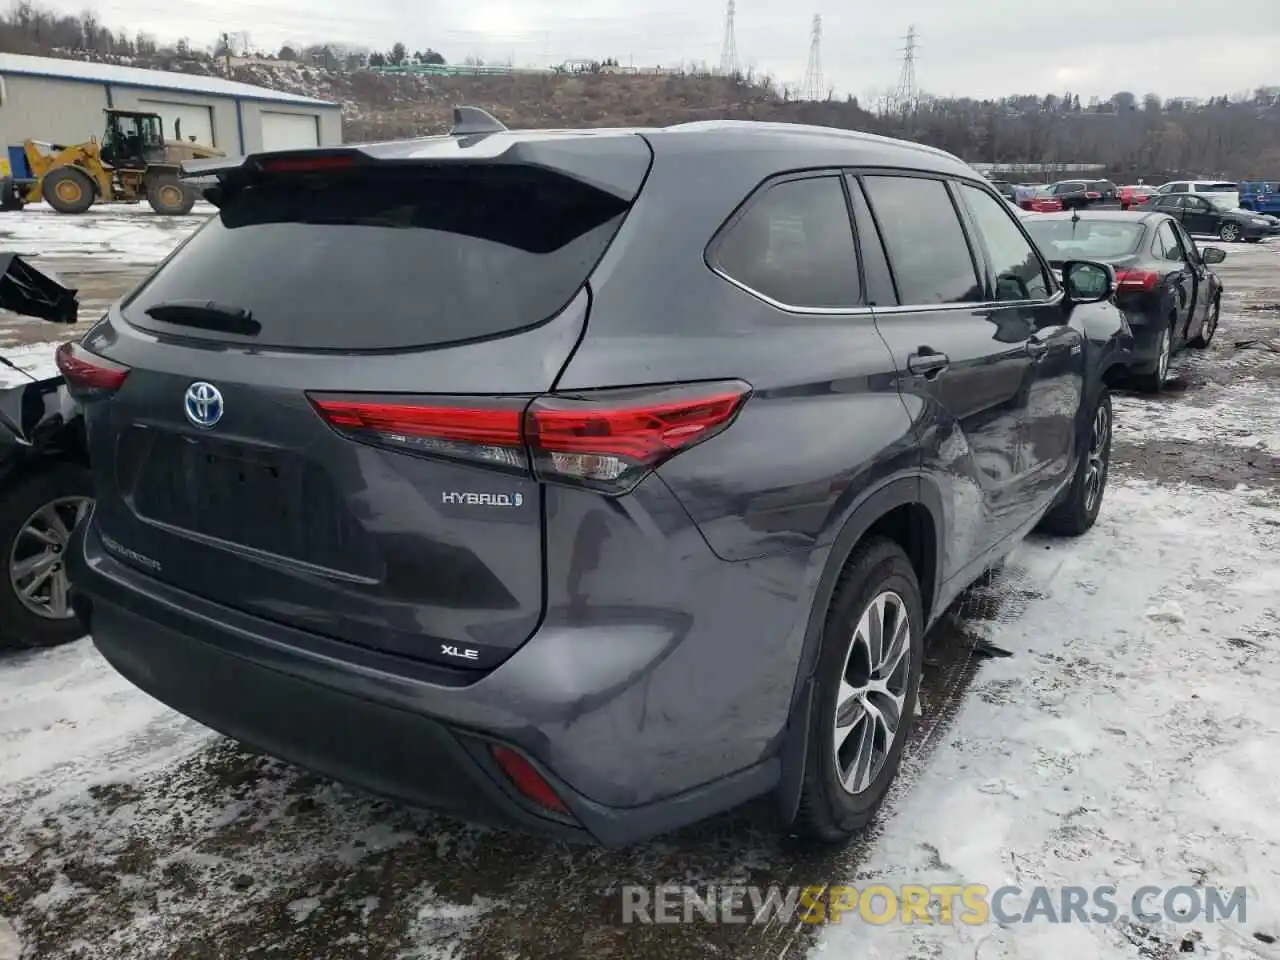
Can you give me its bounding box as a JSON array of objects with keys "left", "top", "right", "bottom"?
[{"left": 1, "top": 207, "right": 1277, "bottom": 960}]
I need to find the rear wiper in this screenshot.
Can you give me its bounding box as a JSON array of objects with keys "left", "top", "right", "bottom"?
[{"left": 143, "top": 300, "right": 261, "bottom": 336}]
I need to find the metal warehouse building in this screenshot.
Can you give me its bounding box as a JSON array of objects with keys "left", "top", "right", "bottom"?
[{"left": 0, "top": 52, "right": 342, "bottom": 155}]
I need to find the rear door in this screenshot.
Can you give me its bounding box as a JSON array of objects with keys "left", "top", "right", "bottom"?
[
  {"left": 858, "top": 172, "right": 1035, "bottom": 572},
  {"left": 82, "top": 141, "right": 651, "bottom": 670},
  {"left": 1154, "top": 219, "right": 1198, "bottom": 339},
  {"left": 1181, "top": 195, "right": 1220, "bottom": 236}
]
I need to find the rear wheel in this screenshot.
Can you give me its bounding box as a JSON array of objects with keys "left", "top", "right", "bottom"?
[
  {"left": 1134, "top": 320, "right": 1173, "bottom": 393},
  {"left": 1038, "top": 390, "right": 1112, "bottom": 537},
  {"left": 0, "top": 177, "right": 25, "bottom": 212},
  {"left": 0, "top": 463, "right": 94, "bottom": 649},
  {"left": 790, "top": 538, "right": 924, "bottom": 843},
  {"left": 1189, "top": 296, "right": 1220, "bottom": 349},
  {"left": 41, "top": 167, "right": 95, "bottom": 214},
  {"left": 146, "top": 174, "right": 196, "bottom": 215}
]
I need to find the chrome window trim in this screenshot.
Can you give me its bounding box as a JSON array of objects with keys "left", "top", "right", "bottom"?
[{"left": 711, "top": 266, "right": 1065, "bottom": 316}]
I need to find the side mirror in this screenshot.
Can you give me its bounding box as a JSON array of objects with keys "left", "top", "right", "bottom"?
[
  {"left": 1201, "top": 246, "right": 1227, "bottom": 265},
  {"left": 1062, "top": 260, "right": 1114, "bottom": 304}
]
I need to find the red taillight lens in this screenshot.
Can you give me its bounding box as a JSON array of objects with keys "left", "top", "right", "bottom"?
[
  {"left": 309, "top": 397, "right": 528, "bottom": 471},
  {"left": 55, "top": 341, "right": 130, "bottom": 394},
  {"left": 1114, "top": 269, "right": 1159, "bottom": 291},
  {"left": 309, "top": 381, "right": 751, "bottom": 494},
  {"left": 256, "top": 154, "right": 356, "bottom": 174},
  {"left": 527, "top": 382, "right": 750, "bottom": 491},
  {"left": 490, "top": 744, "right": 568, "bottom": 815}
]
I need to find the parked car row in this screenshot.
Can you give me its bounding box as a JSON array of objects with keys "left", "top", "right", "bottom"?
[{"left": 1021, "top": 209, "right": 1226, "bottom": 393}]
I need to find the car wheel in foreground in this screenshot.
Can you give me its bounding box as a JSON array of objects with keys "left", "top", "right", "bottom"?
[
  {"left": 0, "top": 463, "right": 93, "bottom": 649},
  {"left": 791, "top": 537, "right": 924, "bottom": 843},
  {"left": 1134, "top": 322, "right": 1173, "bottom": 393},
  {"left": 1189, "top": 296, "right": 1220, "bottom": 349},
  {"left": 1037, "top": 389, "right": 1112, "bottom": 537},
  {"left": 1219, "top": 222, "right": 1241, "bottom": 242}
]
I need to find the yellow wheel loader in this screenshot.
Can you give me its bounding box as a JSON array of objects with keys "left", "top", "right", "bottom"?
[{"left": 9, "top": 109, "right": 224, "bottom": 216}]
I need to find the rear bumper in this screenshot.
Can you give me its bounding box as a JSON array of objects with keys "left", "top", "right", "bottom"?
[{"left": 68, "top": 517, "right": 790, "bottom": 846}]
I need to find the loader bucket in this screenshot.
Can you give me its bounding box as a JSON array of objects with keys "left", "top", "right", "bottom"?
[{"left": 0, "top": 253, "right": 79, "bottom": 323}]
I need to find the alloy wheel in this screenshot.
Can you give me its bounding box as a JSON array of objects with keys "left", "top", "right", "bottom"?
[
  {"left": 8, "top": 496, "right": 91, "bottom": 620},
  {"left": 833, "top": 590, "right": 912, "bottom": 795},
  {"left": 1083, "top": 404, "right": 1110, "bottom": 514},
  {"left": 1221, "top": 223, "right": 1240, "bottom": 242}
]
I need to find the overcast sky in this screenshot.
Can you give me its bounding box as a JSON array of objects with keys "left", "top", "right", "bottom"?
[{"left": 35, "top": 0, "right": 1280, "bottom": 100}]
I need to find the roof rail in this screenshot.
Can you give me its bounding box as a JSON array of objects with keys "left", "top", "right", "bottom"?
[{"left": 450, "top": 106, "right": 507, "bottom": 136}]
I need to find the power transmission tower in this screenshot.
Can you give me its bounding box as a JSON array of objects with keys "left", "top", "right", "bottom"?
[
  {"left": 719, "top": 0, "right": 739, "bottom": 76},
  {"left": 801, "top": 14, "right": 823, "bottom": 100},
  {"left": 892, "top": 24, "right": 919, "bottom": 112}
]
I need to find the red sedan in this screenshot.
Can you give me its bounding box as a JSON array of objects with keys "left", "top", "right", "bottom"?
[
  {"left": 1018, "top": 187, "right": 1064, "bottom": 213},
  {"left": 1119, "top": 184, "right": 1157, "bottom": 210}
]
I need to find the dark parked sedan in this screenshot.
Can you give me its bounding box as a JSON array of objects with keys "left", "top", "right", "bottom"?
[
  {"left": 1137, "top": 194, "right": 1272, "bottom": 243},
  {"left": 1023, "top": 210, "right": 1225, "bottom": 392}
]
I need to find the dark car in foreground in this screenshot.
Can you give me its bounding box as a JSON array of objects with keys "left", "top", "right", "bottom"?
[
  {"left": 1137, "top": 193, "right": 1272, "bottom": 243},
  {"left": 64, "top": 110, "right": 1125, "bottom": 847},
  {"left": 0, "top": 254, "right": 92, "bottom": 649},
  {"left": 1023, "top": 210, "right": 1225, "bottom": 392}
]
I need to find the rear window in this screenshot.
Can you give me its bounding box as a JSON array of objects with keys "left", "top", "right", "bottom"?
[
  {"left": 123, "top": 167, "right": 631, "bottom": 350},
  {"left": 1022, "top": 219, "right": 1145, "bottom": 261},
  {"left": 1197, "top": 182, "right": 1238, "bottom": 192}
]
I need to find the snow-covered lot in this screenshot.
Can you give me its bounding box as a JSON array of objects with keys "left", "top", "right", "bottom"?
[{"left": 1, "top": 206, "right": 1278, "bottom": 959}]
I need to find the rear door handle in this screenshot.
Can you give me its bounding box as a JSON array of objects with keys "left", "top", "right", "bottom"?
[
  {"left": 907, "top": 351, "right": 950, "bottom": 378},
  {"left": 1026, "top": 339, "right": 1049, "bottom": 358}
]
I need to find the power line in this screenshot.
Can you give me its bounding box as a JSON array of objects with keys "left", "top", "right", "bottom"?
[
  {"left": 718, "top": 0, "right": 738, "bottom": 76},
  {"left": 891, "top": 24, "right": 919, "bottom": 113},
  {"left": 800, "top": 13, "right": 823, "bottom": 100}
]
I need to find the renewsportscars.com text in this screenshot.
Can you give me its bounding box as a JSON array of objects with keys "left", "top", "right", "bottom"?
[{"left": 620, "top": 883, "right": 1248, "bottom": 926}]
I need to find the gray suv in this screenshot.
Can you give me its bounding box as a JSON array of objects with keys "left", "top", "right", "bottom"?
[{"left": 63, "top": 110, "right": 1124, "bottom": 846}]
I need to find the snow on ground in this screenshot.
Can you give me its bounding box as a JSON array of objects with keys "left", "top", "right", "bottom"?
[
  {"left": 0, "top": 202, "right": 213, "bottom": 265},
  {"left": 0, "top": 342, "right": 61, "bottom": 386},
  {"left": 1, "top": 211, "right": 1278, "bottom": 959}
]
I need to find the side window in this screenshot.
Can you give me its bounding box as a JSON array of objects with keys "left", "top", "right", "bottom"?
[
  {"left": 1172, "top": 221, "right": 1202, "bottom": 262},
  {"left": 1170, "top": 183, "right": 1189, "bottom": 193},
  {"left": 845, "top": 176, "right": 897, "bottom": 306},
  {"left": 1155, "top": 196, "right": 1183, "bottom": 211},
  {"left": 861, "top": 175, "right": 981, "bottom": 306},
  {"left": 959, "top": 183, "right": 1050, "bottom": 302},
  {"left": 712, "top": 176, "right": 860, "bottom": 308},
  {"left": 1186, "top": 197, "right": 1210, "bottom": 213},
  {"left": 1155, "top": 221, "right": 1184, "bottom": 261}
]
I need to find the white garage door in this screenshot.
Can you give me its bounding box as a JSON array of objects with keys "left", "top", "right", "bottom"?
[
  {"left": 261, "top": 112, "right": 320, "bottom": 152},
  {"left": 139, "top": 101, "right": 215, "bottom": 147}
]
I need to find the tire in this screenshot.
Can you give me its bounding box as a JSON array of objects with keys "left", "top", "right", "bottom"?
[
  {"left": 41, "top": 166, "right": 95, "bottom": 214},
  {"left": 0, "top": 462, "right": 94, "bottom": 649},
  {"left": 790, "top": 537, "right": 924, "bottom": 843},
  {"left": 1218, "top": 222, "right": 1241, "bottom": 242},
  {"left": 146, "top": 174, "right": 196, "bottom": 215},
  {"left": 1037, "top": 389, "right": 1112, "bottom": 537},
  {"left": 1188, "top": 296, "right": 1220, "bottom": 349},
  {"left": 1133, "top": 319, "right": 1173, "bottom": 393}
]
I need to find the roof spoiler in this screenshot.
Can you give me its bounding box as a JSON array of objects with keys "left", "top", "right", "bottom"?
[{"left": 182, "top": 104, "right": 510, "bottom": 183}]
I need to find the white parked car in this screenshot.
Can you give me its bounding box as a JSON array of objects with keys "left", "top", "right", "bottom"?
[{"left": 1155, "top": 180, "right": 1240, "bottom": 210}]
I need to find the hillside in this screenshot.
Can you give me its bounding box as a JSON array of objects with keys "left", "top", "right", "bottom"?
[{"left": 2, "top": 6, "right": 1279, "bottom": 179}]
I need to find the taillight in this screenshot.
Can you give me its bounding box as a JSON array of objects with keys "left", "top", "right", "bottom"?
[
  {"left": 1114, "top": 269, "right": 1159, "bottom": 291},
  {"left": 490, "top": 744, "right": 569, "bottom": 815},
  {"left": 308, "top": 397, "right": 528, "bottom": 472},
  {"left": 527, "top": 382, "right": 750, "bottom": 492},
  {"left": 309, "top": 380, "right": 750, "bottom": 494},
  {"left": 256, "top": 154, "right": 356, "bottom": 174},
  {"left": 55, "top": 341, "right": 130, "bottom": 396}
]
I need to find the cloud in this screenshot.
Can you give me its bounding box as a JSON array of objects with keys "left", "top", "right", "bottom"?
[{"left": 35, "top": 0, "right": 1280, "bottom": 98}]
